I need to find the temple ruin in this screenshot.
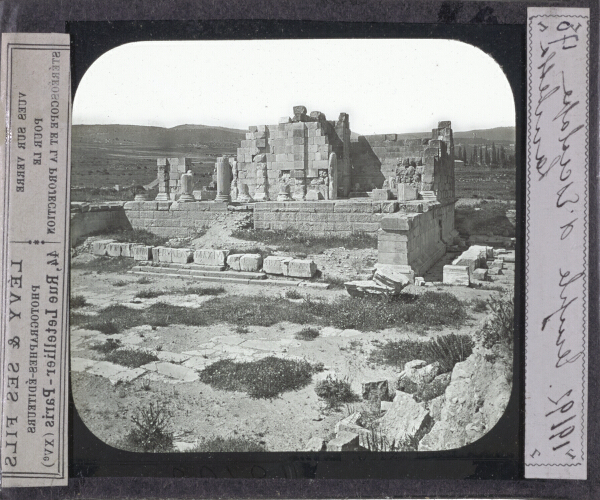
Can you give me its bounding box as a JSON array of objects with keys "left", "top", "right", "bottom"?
[{"left": 117, "top": 107, "right": 458, "bottom": 277}]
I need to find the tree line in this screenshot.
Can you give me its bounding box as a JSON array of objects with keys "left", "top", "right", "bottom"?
[{"left": 455, "top": 143, "right": 515, "bottom": 168}]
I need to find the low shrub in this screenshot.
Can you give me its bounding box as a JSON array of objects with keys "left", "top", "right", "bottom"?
[
  {"left": 370, "top": 333, "right": 474, "bottom": 374},
  {"left": 85, "top": 319, "right": 120, "bottom": 335},
  {"left": 104, "top": 349, "right": 159, "bottom": 368},
  {"left": 187, "top": 436, "right": 266, "bottom": 452},
  {"left": 90, "top": 338, "right": 122, "bottom": 354},
  {"left": 476, "top": 290, "right": 514, "bottom": 351},
  {"left": 71, "top": 294, "right": 88, "bottom": 308},
  {"left": 295, "top": 327, "right": 320, "bottom": 341},
  {"left": 120, "top": 402, "right": 174, "bottom": 452},
  {"left": 112, "top": 280, "right": 128, "bottom": 287},
  {"left": 314, "top": 375, "right": 360, "bottom": 409},
  {"left": 199, "top": 356, "right": 316, "bottom": 399},
  {"left": 471, "top": 298, "right": 488, "bottom": 312},
  {"left": 285, "top": 289, "right": 303, "bottom": 300}
]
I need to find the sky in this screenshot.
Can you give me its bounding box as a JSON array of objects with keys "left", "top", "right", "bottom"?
[{"left": 72, "top": 39, "right": 515, "bottom": 135}]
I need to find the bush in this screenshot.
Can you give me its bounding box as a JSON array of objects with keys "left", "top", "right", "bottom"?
[
  {"left": 476, "top": 290, "right": 514, "bottom": 350},
  {"left": 295, "top": 327, "right": 320, "bottom": 341},
  {"left": 121, "top": 402, "right": 174, "bottom": 452},
  {"left": 104, "top": 349, "right": 159, "bottom": 368},
  {"left": 86, "top": 319, "right": 120, "bottom": 335},
  {"left": 471, "top": 298, "right": 488, "bottom": 312},
  {"left": 314, "top": 375, "right": 360, "bottom": 409},
  {"left": 370, "top": 333, "right": 474, "bottom": 374},
  {"left": 199, "top": 356, "right": 316, "bottom": 399},
  {"left": 285, "top": 289, "right": 303, "bottom": 300},
  {"left": 91, "top": 338, "right": 122, "bottom": 354},
  {"left": 71, "top": 294, "right": 88, "bottom": 308},
  {"left": 187, "top": 436, "right": 266, "bottom": 452}
]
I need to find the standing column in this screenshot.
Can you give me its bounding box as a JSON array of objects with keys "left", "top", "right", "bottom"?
[
  {"left": 215, "top": 157, "right": 231, "bottom": 203},
  {"left": 155, "top": 159, "right": 170, "bottom": 201}
]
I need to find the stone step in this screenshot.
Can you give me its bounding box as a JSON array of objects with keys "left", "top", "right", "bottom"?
[
  {"left": 130, "top": 269, "right": 328, "bottom": 288},
  {"left": 132, "top": 265, "right": 266, "bottom": 280}
]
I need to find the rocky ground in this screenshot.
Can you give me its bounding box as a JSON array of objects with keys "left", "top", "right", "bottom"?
[{"left": 70, "top": 219, "right": 515, "bottom": 452}]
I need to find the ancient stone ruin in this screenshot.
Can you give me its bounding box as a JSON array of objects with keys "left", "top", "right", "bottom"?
[{"left": 101, "top": 107, "right": 459, "bottom": 279}]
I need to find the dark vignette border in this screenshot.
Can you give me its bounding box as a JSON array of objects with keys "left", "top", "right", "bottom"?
[{"left": 66, "top": 19, "right": 524, "bottom": 481}]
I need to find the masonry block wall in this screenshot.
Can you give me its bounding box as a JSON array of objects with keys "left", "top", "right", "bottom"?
[
  {"left": 123, "top": 201, "right": 228, "bottom": 238},
  {"left": 70, "top": 202, "right": 131, "bottom": 247},
  {"left": 349, "top": 121, "right": 455, "bottom": 201},
  {"left": 236, "top": 107, "right": 351, "bottom": 201},
  {"left": 254, "top": 200, "right": 424, "bottom": 237},
  {"left": 378, "top": 201, "right": 455, "bottom": 276}
]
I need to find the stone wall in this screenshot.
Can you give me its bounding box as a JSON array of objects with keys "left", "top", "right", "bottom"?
[
  {"left": 235, "top": 107, "right": 351, "bottom": 201},
  {"left": 70, "top": 202, "right": 131, "bottom": 247},
  {"left": 349, "top": 121, "right": 455, "bottom": 203},
  {"left": 255, "top": 200, "right": 413, "bottom": 237},
  {"left": 123, "top": 200, "right": 228, "bottom": 238},
  {"left": 378, "top": 200, "right": 455, "bottom": 276}
]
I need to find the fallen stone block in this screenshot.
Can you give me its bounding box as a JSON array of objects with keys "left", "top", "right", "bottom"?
[
  {"left": 120, "top": 243, "right": 135, "bottom": 258},
  {"left": 91, "top": 239, "right": 115, "bottom": 256},
  {"left": 373, "top": 264, "right": 412, "bottom": 290},
  {"left": 337, "top": 423, "right": 372, "bottom": 448},
  {"left": 132, "top": 245, "right": 153, "bottom": 261},
  {"left": 472, "top": 268, "right": 488, "bottom": 281},
  {"left": 158, "top": 247, "right": 173, "bottom": 263},
  {"left": 361, "top": 380, "right": 391, "bottom": 401},
  {"left": 227, "top": 254, "right": 242, "bottom": 271},
  {"left": 443, "top": 265, "right": 470, "bottom": 286},
  {"left": 345, "top": 280, "right": 396, "bottom": 298},
  {"left": 399, "top": 361, "right": 441, "bottom": 388},
  {"left": 377, "top": 391, "right": 432, "bottom": 446},
  {"left": 380, "top": 401, "right": 393, "bottom": 412},
  {"left": 503, "top": 252, "right": 515, "bottom": 263},
  {"left": 171, "top": 248, "right": 193, "bottom": 264},
  {"left": 107, "top": 242, "right": 122, "bottom": 257},
  {"left": 372, "top": 188, "right": 392, "bottom": 200},
  {"left": 334, "top": 412, "right": 362, "bottom": 435},
  {"left": 284, "top": 259, "right": 317, "bottom": 278},
  {"left": 151, "top": 246, "right": 162, "bottom": 262},
  {"left": 194, "top": 249, "right": 230, "bottom": 267},
  {"left": 415, "top": 277, "right": 425, "bottom": 286},
  {"left": 240, "top": 254, "right": 263, "bottom": 272},
  {"left": 327, "top": 431, "right": 360, "bottom": 451},
  {"left": 263, "top": 256, "right": 292, "bottom": 275},
  {"left": 305, "top": 437, "right": 326, "bottom": 452}
]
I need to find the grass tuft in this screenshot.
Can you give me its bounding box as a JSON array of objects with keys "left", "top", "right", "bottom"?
[
  {"left": 199, "top": 356, "right": 316, "bottom": 399},
  {"left": 295, "top": 327, "right": 320, "bottom": 341},
  {"left": 90, "top": 338, "right": 122, "bottom": 354},
  {"left": 370, "top": 333, "right": 474, "bottom": 374},
  {"left": 314, "top": 375, "right": 360, "bottom": 410},
  {"left": 71, "top": 294, "right": 88, "bottom": 308},
  {"left": 104, "top": 349, "right": 159, "bottom": 368},
  {"left": 120, "top": 402, "right": 174, "bottom": 453}
]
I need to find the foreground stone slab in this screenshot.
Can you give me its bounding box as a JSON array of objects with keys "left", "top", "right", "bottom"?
[
  {"left": 92, "top": 239, "right": 115, "bottom": 256},
  {"left": 132, "top": 245, "right": 153, "bottom": 261},
  {"left": 240, "top": 254, "right": 263, "bottom": 272},
  {"left": 171, "top": 248, "right": 193, "bottom": 264},
  {"left": 71, "top": 357, "right": 99, "bottom": 372},
  {"left": 158, "top": 247, "right": 174, "bottom": 263},
  {"left": 373, "top": 264, "right": 412, "bottom": 290},
  {"left": 284, "top": 259, "right": 317, "bottom": 278},
  {"left": 443, "top": 265, "right": 470, "bottom": 286},
  {"left": 263, "top": 256, "right": 292, "bottom": 275},
  {"left": 305, "top": 437, "right": 326, "bottom": 452},
  {"left": 327, "top": 431, "right": 360, "bottom": 451},
  {"left": 144, "top": 361, "right": 199, "bottom": 382},
  {"left": 345, "top": 280, "right": 396, "bottom": 297},
  {"left": 108, "top": 367, "right": 146, "bottom": 385},
  {"left": 377, "top": 391, "right": 432, "bottom": 445},
  {"left": 472, "top": 268, "right": 488, "bottom": 281},
  {"left": 194, "top": 249, "right": 230, "bottom": 267},
  {"left": 361, "top": 379, "right": 391, "bottom": 401}
]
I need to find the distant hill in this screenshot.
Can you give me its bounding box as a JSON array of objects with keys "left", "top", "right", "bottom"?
[
  {"left": 74, "top": 123, "right": 515, "bottom": 148},
  {"left": 72, "top": 124, "right": 247, "bottom": 148}
]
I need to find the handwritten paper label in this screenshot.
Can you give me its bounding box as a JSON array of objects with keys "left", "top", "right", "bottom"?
[
  {"left": 525, "top": 8, "right": 589, "bottom": 480},
  {"left": 0, "top": 33, "right": 70, "bottom": 487}
]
